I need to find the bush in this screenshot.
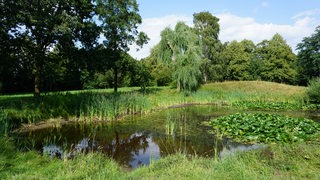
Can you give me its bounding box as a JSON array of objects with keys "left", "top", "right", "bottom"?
[{"left": 307, "top": 78, "right": 320, "bottom": 104}]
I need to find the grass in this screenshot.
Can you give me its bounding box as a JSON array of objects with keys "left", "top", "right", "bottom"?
[{"left": 1, "top": 137, "right": 319, "bottom": 179}]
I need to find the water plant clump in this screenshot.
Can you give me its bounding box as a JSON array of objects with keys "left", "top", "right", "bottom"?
[{"left": 210, "top": 113, "right": 320, "bottom": 143}]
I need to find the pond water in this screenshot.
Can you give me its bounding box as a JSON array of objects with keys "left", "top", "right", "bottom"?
[{"left": 13, "top": 106, "right": 320, "bottom": 170}]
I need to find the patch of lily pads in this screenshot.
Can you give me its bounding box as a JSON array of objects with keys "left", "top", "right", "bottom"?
[{"left": 210, "top": 113, "right": 320, "bottom": 143}]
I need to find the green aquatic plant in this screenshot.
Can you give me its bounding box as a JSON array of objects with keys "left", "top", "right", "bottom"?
[
  {"left": 166, "top": 113, "right": 176, "bottom": 136},
  {"left": 210, "top": 113, "right": 320, "bottom": 143}
]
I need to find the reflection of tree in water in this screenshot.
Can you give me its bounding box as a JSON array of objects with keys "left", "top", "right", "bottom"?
[
  {"left": 152, "top": 135, "right": 224, "bottom": 158},
  {"left": 99, "top": 132, "right": 149, "bottom": 167},
  {"left": 154, "top": 109, "right": 225, "bottom": 158}
]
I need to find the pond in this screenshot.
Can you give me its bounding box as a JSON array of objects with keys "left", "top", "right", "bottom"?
[{"left": 13, "top": 106, "right": 320, "bottom": 170}]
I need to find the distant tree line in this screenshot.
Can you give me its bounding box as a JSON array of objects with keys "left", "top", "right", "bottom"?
[
  {"left": 0, "top": 1, "right": 319, "bottom": 95},
  {"left": 144, "top": 12, "right": 320, "bottom": 91}
]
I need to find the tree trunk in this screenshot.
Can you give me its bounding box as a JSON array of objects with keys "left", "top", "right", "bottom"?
[
  {"left": 114, "top": 67, "right": 118, "bottom": 93},
  {"left": 34, "top": 64, "right": 41, "bottom": 97}
]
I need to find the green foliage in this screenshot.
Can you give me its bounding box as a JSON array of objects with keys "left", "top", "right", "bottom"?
[
  {"left": 297, "top": 26, "right": 320, "bottom": 85},
  {"left": 256, "top": 34, "right": 298, "bottom": 84},
  {"left": 143, "top": 44, "right": 174, "bottom": 86},
  {"left": 1, "top": 0, "right": 147, "bottom": 95},
  {"left": 157, "top": 22, "right": 202, "bottom": 94},
  {"left": 307, "top": 78, "right": 320, "bottom": 104},
  {"left": 96, "top": 0, "right": 148, "bottom": 92},
  {"left": 82, "top": 71, "right": 114, "bottom": 89},
  {"left": 151, "top": 63, "right": 173, "bottom": 86},
  {"left": 224, "top": 40, "right": 256, "bottom": 81},
  {"left": 193, "top": 12, "right": 224, "bottom": 83},
  {"left": 210, "top": 113, "right": 320, "bottom": 143},
  {"left": 2, "top": 0, "right": 99, "bottom": 96}
]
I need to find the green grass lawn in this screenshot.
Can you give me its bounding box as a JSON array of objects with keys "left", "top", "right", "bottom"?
[{"left": 1, "top": 81, "right": 319, "bottom": 179}]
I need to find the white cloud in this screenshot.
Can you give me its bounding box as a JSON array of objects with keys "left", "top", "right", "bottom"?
[
  {"left": 218, "top": 12, "right": 318, "bottom": 51},
  {"left": 129, "top": 9, "right": 320, "bottom": 59},
  {"left": 292, "top": 8, "right": 320, "bottom": 19},
  {"left": 128, "top": 15, "right": 192, "bottom": 60}
]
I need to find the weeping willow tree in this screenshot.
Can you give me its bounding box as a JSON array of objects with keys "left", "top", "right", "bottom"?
[{"left": 156, "top": 22, "right": 202, "bottom": 94}]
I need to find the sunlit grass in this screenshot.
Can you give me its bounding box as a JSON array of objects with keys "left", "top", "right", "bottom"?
[{"left": 1, "top": 137, "right": 319, "bottom": 179}]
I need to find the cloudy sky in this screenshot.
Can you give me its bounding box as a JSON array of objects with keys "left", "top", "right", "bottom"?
[{"left": 128, "top": 0, "right": 320, "bottom": 59}]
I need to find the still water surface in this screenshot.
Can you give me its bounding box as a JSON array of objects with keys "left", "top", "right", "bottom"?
[{"left": 14, "top": 106, "right": 319, "bottom": 169}]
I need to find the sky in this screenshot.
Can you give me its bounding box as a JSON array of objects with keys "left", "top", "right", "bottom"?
[{"left": 128, "top": 0, "right": 320, "bottom": 59}]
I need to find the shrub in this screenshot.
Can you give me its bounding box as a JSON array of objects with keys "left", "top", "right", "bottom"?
[{"left": 307, "top": 78, "right": 320, "bottom": 104}]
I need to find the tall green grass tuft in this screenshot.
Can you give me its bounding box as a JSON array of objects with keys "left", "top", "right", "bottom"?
[
  {"left": 0, "top": 90, "right": 152, "bottom": 125},
  {"left": 78, "top": 92, "right": 151, "bottom": 121},
  {"left": 0, "top": 108, "right": 9, "bottom": 136}
]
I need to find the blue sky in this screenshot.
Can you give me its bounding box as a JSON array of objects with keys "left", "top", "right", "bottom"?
[{"left": 129, "top": 0, "right": 320, "bottom": 59}]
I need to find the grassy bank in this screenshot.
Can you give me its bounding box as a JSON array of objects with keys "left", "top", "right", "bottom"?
[{"left": 1, "top": 138, "right": 319, "bottom": 179}]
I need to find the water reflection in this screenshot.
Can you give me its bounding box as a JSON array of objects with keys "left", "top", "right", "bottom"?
[{"left": 14, "top": 106, "right": 318, "bottom": 169}]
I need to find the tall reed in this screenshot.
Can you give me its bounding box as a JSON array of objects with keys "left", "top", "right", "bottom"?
[
  {"left": 0, "top": 108, "right": 9, "bottom": 136},
  {"left": 78, "top": 92, "right": 151, "bottom": 121}
]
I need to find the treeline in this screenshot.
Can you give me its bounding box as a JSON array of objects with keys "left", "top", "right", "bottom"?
[
  {"left": 144, "top": 12, "right": 320, "bottom": 90},
  {"left": 0, "top": 1, "right": 319, "bottom": 95}
]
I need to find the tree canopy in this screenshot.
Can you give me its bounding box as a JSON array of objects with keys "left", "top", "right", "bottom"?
[
  {"left": 156, "top": 22, "right": 202, "bottom": 93},
  {"left": 0, "top": 0, "right": 148, "bottom": 95},
  {"left": 1, "top": 0, "right": 99, "bottom": 96},
  {"left": 1, "top": 7, "right": 319, "bottom": 95},
  {"left": 296, "top": 26, "right": 320, "bottom": 85},
  {"left": 95, "top": 0, "right": 148, "bottom": 92},
  {"left": 224, "top": 40, "right": 255, "bottom": 81},
  {"left": 193, "top": 12, "right": 224, "bottom": 82},
  {"left": 256, "top": 33, "right": 297, "bottom": 84}
]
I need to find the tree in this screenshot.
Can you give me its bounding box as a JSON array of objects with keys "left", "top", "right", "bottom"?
[
  {"left": 256, "top": 34, "right": 297, "bottom": 84},
  {"left": 2, "top": 0, "right": 99, "bottom": 96},
  {"left": 193, "top": 12, "right": 224, "bottom": 82},
  {"left": 224, "top": 40, "right": 256, "bottom": 81},
  {"left": 95, "top": 0, "right": 149, "bottom": 92},
  {"left": 156, "top": 22, "right": 202, "bottom": 93},
  {"left": 296, "top": 26, "right": 320, "bottom": 85},
  {"left": 144, "top": 44, "right": 173, "bottom": 86}
]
